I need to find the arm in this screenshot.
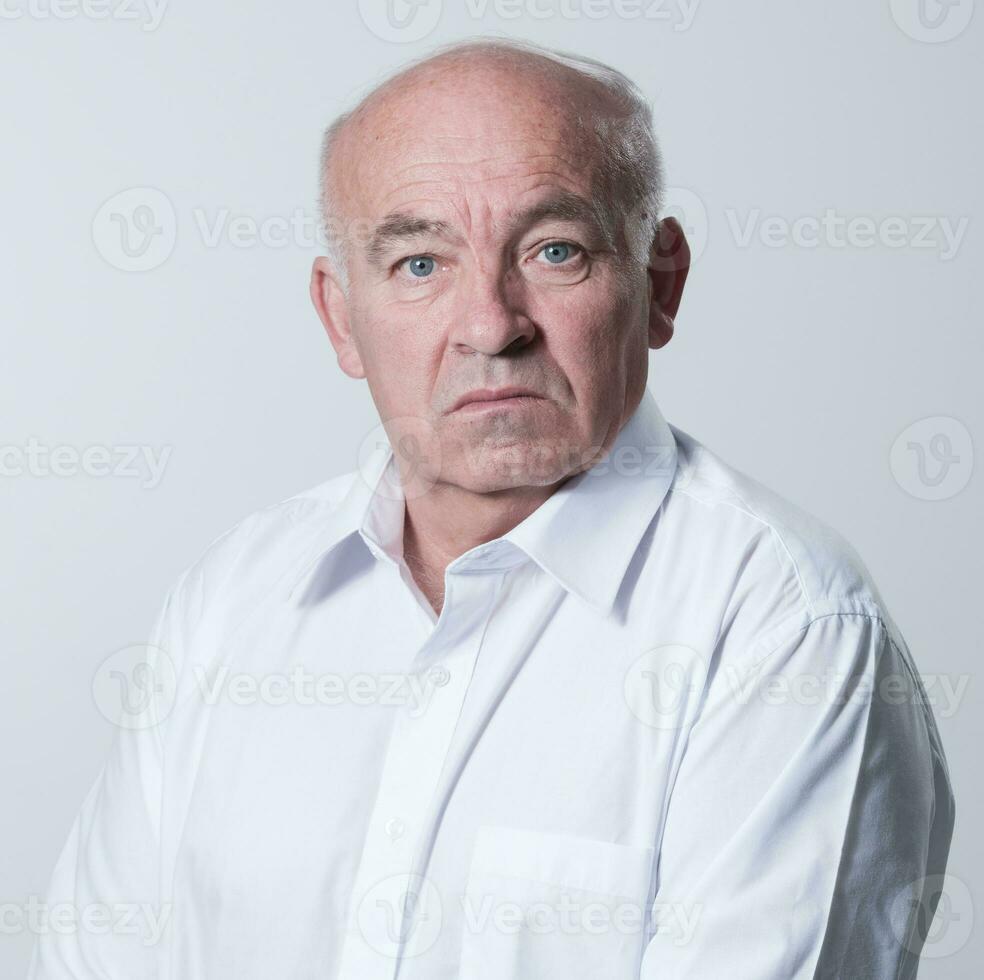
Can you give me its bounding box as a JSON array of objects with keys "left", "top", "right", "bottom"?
[
  {"left": 641, "top": 612, "right": 955, "bottom": 978},
  {"left": 28, "top": 579, "right": 188, "bottom": 980}
]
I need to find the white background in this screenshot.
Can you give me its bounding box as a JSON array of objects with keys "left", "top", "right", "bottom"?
[{"left": 1, "top": 0, "right": 980, "bottom": 974}]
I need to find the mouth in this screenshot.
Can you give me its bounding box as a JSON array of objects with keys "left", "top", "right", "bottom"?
[{"left": 450, "top": 387, "right": 545, "bottom": 414}]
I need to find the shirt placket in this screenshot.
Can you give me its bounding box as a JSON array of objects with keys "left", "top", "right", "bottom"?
[{"left": 336, "top": 559, "right": 507, "bottom": 980}]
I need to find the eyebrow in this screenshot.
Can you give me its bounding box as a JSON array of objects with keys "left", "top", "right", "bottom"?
[
  {"left": 365, "top": 214, "right": 456, "bottom": 268},
  {"left": 509, "top": 192, "right": 614, "bottom": 244},
  {"left": 364, "top": 191, "right": 615, "bottom": 269}
]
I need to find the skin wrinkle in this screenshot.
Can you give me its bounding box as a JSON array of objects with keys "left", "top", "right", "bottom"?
[
  {"left": 310, "top": 45, "right": 689, "bottom": 615},
  {"left": 368, "top": 192, "right": 616, "bottom": 273}
]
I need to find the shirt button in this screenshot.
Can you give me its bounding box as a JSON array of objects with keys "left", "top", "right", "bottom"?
[
  {"left": 384, "top": 817, "right": 406, "bottom": 841},
  {"left": 427, "top": 664, "right": 451, "bottom": 688}
]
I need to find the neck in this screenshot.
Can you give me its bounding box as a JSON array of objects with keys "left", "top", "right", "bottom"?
[{"left": 401, "top": 478, "right": 563, "bottom": 616}]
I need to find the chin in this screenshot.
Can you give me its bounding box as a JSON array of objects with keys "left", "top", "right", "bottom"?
[{"left": 447, "top": 438, "right": 587, "bottom": 492}]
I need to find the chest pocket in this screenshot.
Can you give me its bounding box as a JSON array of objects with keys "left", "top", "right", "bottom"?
[{"left": 459, "top": 825, "right": 655, "bottom": 979}]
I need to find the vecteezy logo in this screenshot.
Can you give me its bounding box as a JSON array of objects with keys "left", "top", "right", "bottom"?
[
  {"left": 91, "top": 643, "right": 178, "bottom": 729},
  {"left": 624, "top": 644, "right": 708, "bottom": 731},
  {"left": 659, "top": 186, "right": 709, "bottom": 265},
  {"left": 357, "top": 873, "right": 443, "bottom": 959},
  {"left": 891, "top": 873, "right": 974, "bottom": 958},
  {"left": 92, "top": 187, "right": 177, "bottom": 272},
  {"left": 890, "top": 416, "right": 974, "bottom": 501},
  {"left": 358, "top": 416, "right": 442, "bottom": 502},
  {"left": 890, "top": 0, "right": 975, "bottom": 42},
  {"left": 358, "top": 0, "right": 443, "bottom": 42}
]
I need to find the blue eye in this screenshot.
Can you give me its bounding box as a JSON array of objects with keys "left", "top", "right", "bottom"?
[
  {"left": 541, "top": 242, "right": 574, "bottom": 264},
  {"left": 405, "top": 255, "right": 435, "bottom": 277}
]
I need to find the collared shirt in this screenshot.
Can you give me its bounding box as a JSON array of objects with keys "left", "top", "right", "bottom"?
[{"left": 31, "top": 388, "right": 954, "bottom": 979}]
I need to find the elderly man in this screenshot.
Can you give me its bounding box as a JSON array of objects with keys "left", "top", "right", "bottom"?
[{"left": 33, "top": 38, "right": 953, "bottom": 980}]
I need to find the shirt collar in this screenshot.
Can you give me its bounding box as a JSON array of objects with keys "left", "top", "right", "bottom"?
[{"left": 289, "top": 388, "right": 678, "bottom": 616}]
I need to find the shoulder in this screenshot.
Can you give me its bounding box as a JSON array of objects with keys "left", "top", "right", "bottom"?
[
  {"left": 161, "top": 470, "right": 360, "bottom": 626},
  {"left": 662, "top": 430, "right": 954, "bottom": 832},
  {"left": 663, "top": 425, "right": 900, "bottom": 656}
]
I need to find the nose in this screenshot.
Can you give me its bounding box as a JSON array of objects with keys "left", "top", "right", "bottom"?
[{"left": 449, "top": 266, "right": 535, "bottom": 357}]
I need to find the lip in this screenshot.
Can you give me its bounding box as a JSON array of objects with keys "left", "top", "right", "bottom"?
[{"left": 450, "top": 387, "right": 544, "bottom": 413}]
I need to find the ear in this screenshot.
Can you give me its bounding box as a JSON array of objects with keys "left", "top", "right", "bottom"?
[
  {"left": 309, "top": 256, "right": 365, "bottom": 379},
  {"left": 646, "top": 216, "right": 691, "bottom": 350}
]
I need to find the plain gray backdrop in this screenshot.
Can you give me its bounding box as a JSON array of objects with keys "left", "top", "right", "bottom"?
[{"left": 2, "top": 1, "right": 980, "bottom": 975}]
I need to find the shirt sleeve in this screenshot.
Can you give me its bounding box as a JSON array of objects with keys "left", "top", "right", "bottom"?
[
  {"left": 640, "top": 611, "right": 955, "bottom": 979},
  {"left": 28, "top": 578, "right": 188, "bottom": 980}
]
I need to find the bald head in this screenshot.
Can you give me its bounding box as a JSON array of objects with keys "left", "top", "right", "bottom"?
[{"left": 317, "top": 39, "right": 663, "bottom": 290}]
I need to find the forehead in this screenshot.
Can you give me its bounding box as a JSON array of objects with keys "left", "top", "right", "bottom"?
[{"left": 336, "top": 61, "right": 612, "bottom": 222}]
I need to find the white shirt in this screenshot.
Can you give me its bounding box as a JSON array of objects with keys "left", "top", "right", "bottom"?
[{"left": 31, "top": 387, "right": 954, "bottom": 979}]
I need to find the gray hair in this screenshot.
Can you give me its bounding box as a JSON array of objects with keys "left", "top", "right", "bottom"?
[{"left": 317, "top": 37, "right": 664, "bottom": 291}]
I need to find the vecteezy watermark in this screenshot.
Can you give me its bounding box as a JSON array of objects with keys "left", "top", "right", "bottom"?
[
  {"left": 358, "top": 417, "right": 443, "bottom": 503},
  {"left": 624, "top": 645, "right": 709, "bottom": 732},
  {"left": 462, "top": 894, "right": 701, "bottom": 945},
  {"left": 97, "top": 192, "right": 971, "bottom": 272},
  {"left": 191, "top": 663, "right": 448, "bottom": 718},
  {"left": 192, "top": 207, "right": 336, "bottom": 251},
  {"left": 890, "top": 416, "right": 974, "bottom": 501},
  {"left": 0, "top": 440, "right": 172, "bottom": 489},
  {"left": 357, "top": 412, "right": 680, "bottom": 502},
  {"left": 355, "top": 873, "right": 700, "bottom": 959},
  {"left": 92, "top": 187, "right": 177, "bottom": 272},
  {"left": 891, "top": 873, "right": 974, "bottom": 958},
  {"left": 459, "top": 438, "right": 678, "bottom": 487},
  {"left": 92, "top": 644, "right": 177, "bottom": 729},
  {"left": 357, "top": 0, "right": 443, "bottom": 42},
  {"left": 357, "top": 873, "right": 444, "bottom": 959},
  {"left": 356, "top": 0, "right": 700, "bottom": 42},
  {"left": 890, "top": 0, "right": 975, "bottom": 43},
  {"left": 460, "top": 0, "right": 702, "bottom": 29},
  {"left": 0, "top": 897, "right": 172, "bottom": 947},
  {"left": 725, "top": 209, "right": 969, "bottom": 261},
  {"left": 625, "top": 644, "right": 971, "bottom": 729},
  {"left": 659, "top": 187, "right": 709, "bottom": 264},
  {"left": 648, "top": 191, "right": 970, "bottom": 263},
  {"left": 0, "top": 0, "right": 168, "bottom": 30},
  {"left": 721, "top": 666, "right": 971, "bottom": 719},
  {"left": 94, "top": 198, "right": 352, "bottom": 273}
]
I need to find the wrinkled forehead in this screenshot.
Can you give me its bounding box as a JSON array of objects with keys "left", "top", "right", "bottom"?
[
  {"left": 361, "top": 133, "right": 603, "bottom": 214},
  {"left": 333, "top": 65, "right": 617, "bottom": 230}
]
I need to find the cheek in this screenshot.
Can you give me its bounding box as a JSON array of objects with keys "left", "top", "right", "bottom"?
[
  {"left": 535, "top": 284, "right": 640, "bottom": 374},
  {"left": 355, "top": 309, "right": 443, "bottom": 409},
  {"left": 354, "top": 295, "right": 415, "bottom": 359}
]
